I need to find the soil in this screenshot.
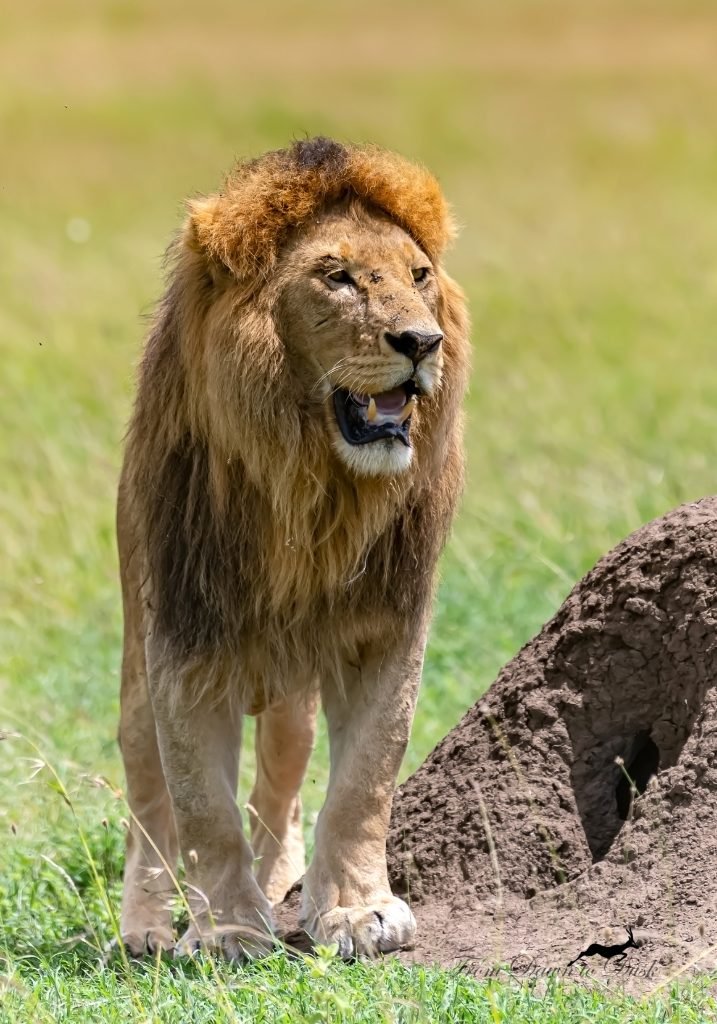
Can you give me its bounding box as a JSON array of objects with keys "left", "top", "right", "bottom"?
[
  {"left": 278, "top": 498, "right": 717, "bottom": 992},
  {"left": 385, "top": 497, "right": 717, "bottom": 992}
]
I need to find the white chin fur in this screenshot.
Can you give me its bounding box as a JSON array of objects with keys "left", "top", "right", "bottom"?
[{"left": 333, "top": 435, "right": 414, "bottom": 477}]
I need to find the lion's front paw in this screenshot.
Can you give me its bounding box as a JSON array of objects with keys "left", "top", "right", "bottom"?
[
  {"left": 120, "top": 901, "right": 175, "bottom": 958},
  {"left": 305, "top": 897, "right": 416, "bottom": 958},
  {"left": 121, "top": 925, "right": 175, "bottom": 959},
  {"left": 176, "top": 919, "right": 275, "bottom": 961}
]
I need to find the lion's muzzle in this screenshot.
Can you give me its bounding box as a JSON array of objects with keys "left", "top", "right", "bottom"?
[
  {"left": 333, "top": 380, "right": 421, "bottom": 447},
  {"left": 384, "top": 329, "right": 443, "bottom": 365}
]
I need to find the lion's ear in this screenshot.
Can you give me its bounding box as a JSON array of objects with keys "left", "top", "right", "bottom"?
[
  {"left": 182, "top": 196, "right": 223, "bottom": 256},
  {"left": 181, "top": 196, "right": 236, "bottom": 285}
]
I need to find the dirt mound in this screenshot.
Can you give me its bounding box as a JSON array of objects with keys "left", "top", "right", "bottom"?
[{"left": 386, "top": 497, "right": 717, "bottom": 990}]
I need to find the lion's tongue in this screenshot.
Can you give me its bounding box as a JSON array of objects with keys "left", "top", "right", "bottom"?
[
  {"left": 375, "top": 387, "right": 408, "bottom": 415},
  {"left": 353, "top": 387, "right": 407, "bottom": 415}
]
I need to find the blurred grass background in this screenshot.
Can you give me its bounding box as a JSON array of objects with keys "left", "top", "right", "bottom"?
[{"left": 1, "top": 0, "right": 717, "bottom": 1010}]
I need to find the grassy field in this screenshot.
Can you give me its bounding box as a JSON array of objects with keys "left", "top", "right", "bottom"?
[{"left": 2, "top": 0, "right": 717, "bottom": 1019}]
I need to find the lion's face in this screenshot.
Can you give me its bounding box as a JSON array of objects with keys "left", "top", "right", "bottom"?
[{"left": 275, "top": 203, "right": 445, "bottom": 477}]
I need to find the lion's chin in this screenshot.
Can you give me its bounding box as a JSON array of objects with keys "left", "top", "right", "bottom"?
[
  {"left": 331, "top": 433, "right": 414, "bottom": 477},
  {"left": 330, "top": 382, "right": 420, "bottom": 477}
]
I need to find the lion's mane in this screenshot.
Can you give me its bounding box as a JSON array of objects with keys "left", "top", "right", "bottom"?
[{"left": 120, "top": 138, "right": 469, "bottom": 705}]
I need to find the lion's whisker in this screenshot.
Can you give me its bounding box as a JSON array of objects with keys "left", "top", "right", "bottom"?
[{"left": 311, "top": 357, "right": 352, "bottom": 396}]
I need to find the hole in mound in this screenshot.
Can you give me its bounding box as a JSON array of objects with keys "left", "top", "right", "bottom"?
[
  {"left": 616, "top": 731, "right": 660, "bottom": 821},
  {"left": 570, "top": 727, "right": 666, "bottom": 864}
]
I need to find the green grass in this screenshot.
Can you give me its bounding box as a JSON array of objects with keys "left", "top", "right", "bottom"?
[{"left": 2, "top": 0, "right": 717, "bottom": 1019}]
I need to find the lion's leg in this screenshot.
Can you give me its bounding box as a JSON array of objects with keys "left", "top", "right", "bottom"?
[
  {"left": 119, "top": 638, "right": 179, "bottom": 956},
  {"left": 146, "top": 644, "right": 274, "bottom": 960},
  {"left": 118, "top": 503, "right": 179, "bottom": 957},
  {"left": 300, "top": 629, "right": 427, "bottom": 958},
  {"left": 248, "top": 691, "right": 318, "bottom": 904}
]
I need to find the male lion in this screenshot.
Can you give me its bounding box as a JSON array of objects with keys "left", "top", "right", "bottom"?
[{"left": 117, "top": 137, "right": 469, "bottom": 959}]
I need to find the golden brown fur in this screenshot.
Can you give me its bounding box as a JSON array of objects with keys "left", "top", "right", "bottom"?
[
  {"left": 117, "top": 137, "right": 470, "bottom": 958},
  {"left": 121, "top": 137, "right": 468, "bottom": 708},
  {"left": 188, "top": 136, "right": 455, "bottom": 293}
]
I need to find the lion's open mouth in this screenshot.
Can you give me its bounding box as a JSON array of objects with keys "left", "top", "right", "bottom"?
[{"left": 333, "top": 382, "right": 419, "bottom": 447}]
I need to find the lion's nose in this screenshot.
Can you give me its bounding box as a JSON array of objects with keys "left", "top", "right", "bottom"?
[{"left": 385, "top": 330, "right": 443, "bottom": 363}]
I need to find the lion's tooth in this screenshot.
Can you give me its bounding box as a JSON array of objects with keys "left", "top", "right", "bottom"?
[
  {"left": 398, "top": 397, "right": 416, "bottom": 423},
  {"left": 367, "top": 397, "right": 378, "bottom": 422}
]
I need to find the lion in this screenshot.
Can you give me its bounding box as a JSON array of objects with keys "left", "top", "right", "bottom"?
[{"left": 117, "top": 137, "right": 470, "bottom": 960}]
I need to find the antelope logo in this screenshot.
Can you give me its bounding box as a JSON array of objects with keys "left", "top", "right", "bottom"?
[{"left": 568, "top": 926, "right": 639, "bottom": 967}]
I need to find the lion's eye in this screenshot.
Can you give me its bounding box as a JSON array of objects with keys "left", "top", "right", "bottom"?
[
  {"left": 325, "top": 269, "right": 355, "bottom": 289},
  {"left": 412, "top": 267, "right": 431, "bottom": 285}
]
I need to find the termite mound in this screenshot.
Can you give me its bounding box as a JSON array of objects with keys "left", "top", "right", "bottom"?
[{"left": 386, "top": 498, "right": 717, "bottom": 981}]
